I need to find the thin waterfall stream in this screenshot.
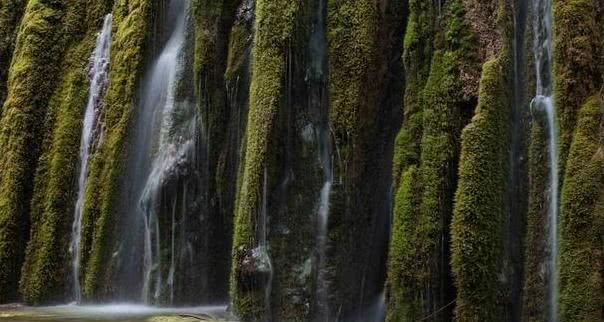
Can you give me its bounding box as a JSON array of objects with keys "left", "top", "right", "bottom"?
[
  {"left": 309, "top": 0, "right": 331, "bottom": 320},
  {"left": 70, "top": 14, "right": 113, "bottom": 303},
  {"left": 136, "top": 0, "right": 191, "bottom": 304},
  {"left": 531, "top": 0, "right": 558, "bottom": 320}
]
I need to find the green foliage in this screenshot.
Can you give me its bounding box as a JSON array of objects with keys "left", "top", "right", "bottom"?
[
  {"left": 230, "top": 0, "right": 299, "bottom": 320},
  {"left": 559, "top": 95, "right": 603, "bottom": 322},
  {"left": 81, "top": 0, "right": 153, "bottom": 299},
  {"left": 553, "top": 0, "right": 602, "bottom": 177},
  {"left": 451, "top": 57, "right": 510, "bottom": 322},
  {"left": 0, "top": 0, "right": 66, "bottom": 302}
]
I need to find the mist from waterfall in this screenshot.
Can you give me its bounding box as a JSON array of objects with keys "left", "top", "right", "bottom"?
[
  {"left": 70, "top": 14, "right": 113, "bottom": 303},
  {"left": 531, "top": 0, "right": 558, "bottom": 320}
]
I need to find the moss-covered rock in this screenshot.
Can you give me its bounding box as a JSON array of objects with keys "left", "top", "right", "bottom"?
[
  {"left": 230, "top": 0, "right": 300, "bottom": 320},
  {"left": 18, "top": 1, "right": 113, "bottom": 305},
  {"left": 553, "top": 0, "right": 602, "bottom": 178},
  {"left": 521, "top": 118, "right": 548, "bottom": 322},
  {"left": 385, "top": 165, "right": 422, "bottom": 322},
  {"left": 192, "top": 0, "right": 243, "bottom": 302},
  {"left": 81, "top": 0, "right": 153, "bottom": 300},
  {"left": 0, "top": 0, "right": 68, "bottom": 303},
  {"left": 558, "top": 95, "right": 603, "bottom": 322},
  {"left": 327, "top": 0, "right": 407, "bottom": 320},
  {"left": 386, "top": 0, "right": 482, "bottom": 320},
  {"left": 451, "top": 57, "right": 510, "bottom": 322}
]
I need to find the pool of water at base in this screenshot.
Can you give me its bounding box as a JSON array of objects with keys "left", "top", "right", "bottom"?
[{"left": 0, "top": 304, "right": 233, "bottom": 322}]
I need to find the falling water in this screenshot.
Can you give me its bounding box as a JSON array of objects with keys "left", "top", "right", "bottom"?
[
  {"left": 70, "top": 14, "right": 113, "bottom": 303},
  {"left": 531, "top": 0, "right": 558, "bottom": 320},
  {"left": 138, "top": 0, "right": 190, "bottom": 304},
  {"left": 259, "top": 167, "right": 273, "bottom": 320},
  {"left": 308, "top": 0, "right": 331, "bottom": 320}
]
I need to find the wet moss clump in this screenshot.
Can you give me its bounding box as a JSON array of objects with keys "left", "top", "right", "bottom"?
[
  {"left": 0, "top": 0, "right": 67, "bottom": 302},
  {"left": 558, "top": 95, "right": 603, "bottom": 322},
  {"left": 451, "top": 57, "right": 510, "bottom": 322}
]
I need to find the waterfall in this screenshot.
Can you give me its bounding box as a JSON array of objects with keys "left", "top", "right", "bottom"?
[
  {"left": 70, "top": 14, "right": 113, "bottom": 303},
  {"left": 259, "top": 167, "right": 273, "bottom": 320},
  {"left": 531, "top": 0, "right": 558, "bottom": 321},
  {"left": 138, "top": 0, "right": 190, "bottom": 304},
  {"left": 309, "top": 0, "right": 332, "bottom": 320}
]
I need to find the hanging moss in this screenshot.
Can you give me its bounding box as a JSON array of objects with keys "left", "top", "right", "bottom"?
[
  {"left": 386, "top": 2, "right": 433, "bottom": 321},
  {"left": 386, "top": 0, "right": 479, "bottom": 320},
  {"left": 521, "top": 118, "right": 548, "bottom": 322},
  {"left": 386, "top": 166, "right": 422, "bottom": 322},
  {"left": 553, "top": 0, "right": 602, "bottom": 177},
  {"left": 230, "top": 0, "right": 299, "bottom": 320},
  {"left": 326, "top": 0, "right": 411, "bottom": 317},
  {"left": 327, "top": 0, "right": 378, "bottom": 141},
  {"left": 0, "top": 0, "right": 67, "bottom": 302},
  {"left": 18, "top": 1, "right": 113, "bottom": 304},
  {"left": 451, "top": 57, "right": 510, "bottom": 322},
  {"left": 558, "top": 95, "right": 603, "bottom": 322},
  {"left": 391, "top": 0, "right": 434, "bottom": 185},
  {"left": 81, "top": 0, "right": 153, "bottom": 300},
  {"left": 0, "top": 0, "right": 26, "bottom": 116}
]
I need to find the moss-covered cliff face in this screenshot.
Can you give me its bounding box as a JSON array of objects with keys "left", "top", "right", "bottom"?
[
  {"left": 558, "top": 95, "right": 603, "bottom": 322},
  {"left": 522, "top": 1, "right": 603, "bottom": 321},
  {"left": 230, "top": 0, "right": 302, "bottom": 320},
  {"left": 327, "top": 1, "right": 407, "bottom": 320},
  {"left": 0, "top": 0, "right": 70, "bottom": 303},
  {"left": 0, "top": 0, "right": 601, "bottom": 321},
  {"left": 19, "top": 1, "right": 114, "bottom": 305},
  {"left": 386, "top": 0, "right": 481, "bottom": 320},
  {"left": 79, "top": 0, "right": 154, "bottom": 300}
]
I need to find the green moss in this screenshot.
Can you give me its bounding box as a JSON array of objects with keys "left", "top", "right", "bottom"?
[
  {"left": 386, "top": 3, "right": 433, "bottom": 321},
  {"left": 386, "top": 1, "right": 478, "bottom": 320},
  {"left": 17, "top": 1, "right": 113, "bottom": 304},
  {"left": 392, "top": 0, "right": 433, "bottom": 185},
  {"left": 386, "top": 166, "right": 423, "bottom": 322},
  {"left": 451, "top": 57, "right": 510, "bottom": 322},
  {"left": 522, "top": 118, "right": 549, "bottom": 322},
  {"left": 558, "top": 95, "right": 603, "bottom": 322},
  {"left": 81, "top": 0, "right": 153, "bottom": 299},
  {"left": 230, "top": 0, "right": 299, "bottom": 320},
  {"left": 327, "top": 0, "right": 377, "bottom": 140},
  {"left": 0, "top": 0, "right": 67, "bottom": 302},
  {"left": 553, "top": 0, "right": 602, "bottom": 178},
  {"left": 0, "top": 0, "right": 26, "bottom": 116},
  {"left": 225, "top": 23, "right": 251, "bottom": 82}
]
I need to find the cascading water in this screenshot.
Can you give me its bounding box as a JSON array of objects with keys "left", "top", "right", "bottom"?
[
  {"left": 258, "top": 167, "right": 273, "bottom": 320},
  {"left": 136, "top": 0, "right": 191, "bottom": 304},
  {"left": 531, "top": 0, "right": 558, "bottom": 320},
  {"left": 309, "top": 0, "right": 331, "bottom": 320},
  {"left": 70, "top": 14, "right": 113, "bottom": 303}
]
